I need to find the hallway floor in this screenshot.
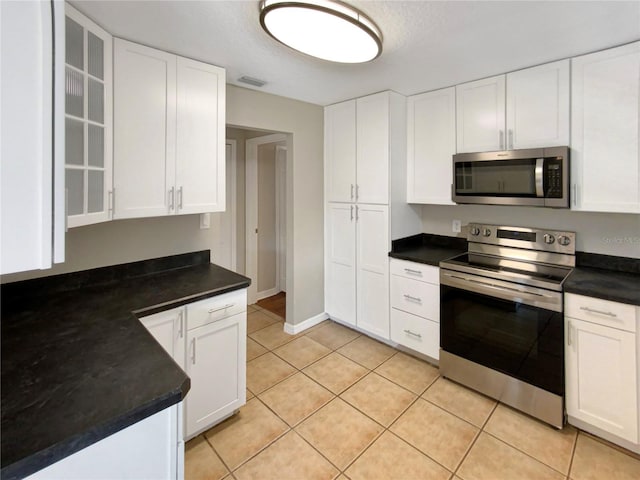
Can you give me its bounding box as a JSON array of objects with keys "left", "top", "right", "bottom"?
[
  {"left": 256, "top": 292, "right": 286, "bottom": 319},
  {"left": 185, "top": 305, "right": 640, "bottom": 480}
]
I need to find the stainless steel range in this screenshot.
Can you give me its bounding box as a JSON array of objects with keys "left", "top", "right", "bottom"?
[{"left": 439, "top": 224, "right": 575, "bottom": 428}]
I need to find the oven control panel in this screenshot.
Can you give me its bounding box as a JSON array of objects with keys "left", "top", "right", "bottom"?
[{"left": 467, "top": 223, "right": 575, "bottom": 255}]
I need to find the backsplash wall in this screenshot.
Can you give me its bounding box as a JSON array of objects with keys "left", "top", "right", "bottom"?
[
  {"left": 1, "top": 215, "right": 212, "bottom": 284},
  {"left": 421, "top": 205, "right": 640, "bottom": 258}
]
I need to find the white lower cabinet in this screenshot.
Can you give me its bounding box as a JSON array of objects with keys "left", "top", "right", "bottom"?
[
  {"left": 185, "top": 312, "right": 246, "bottom": 437},
  {"left": 389, "top": 258, "right": 440, "bottom": 360},
  {"left": 139, "top": 288, "right": 247, "bottom": 440},
  {"left": 325, "top": 203, "right": 390, "bottom": 339},
  {"left": 565, "top": 293, "right": 639, "bottom": 449},
  {"left": 25, "top": 404, "right": 183, "bottom": 480}
]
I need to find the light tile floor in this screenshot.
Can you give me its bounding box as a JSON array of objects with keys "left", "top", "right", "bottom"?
[{"left": 186, "top": 304, "right": 640, "bottom": 480}]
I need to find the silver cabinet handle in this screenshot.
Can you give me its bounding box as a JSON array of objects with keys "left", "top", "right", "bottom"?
[
  {"left": 355, "top": 184, "right": 359, "bottom": 201},
  {"left": 403, "top": 294, "right": 422, "bottom": 303},
  {"left": 404, "top": 329, "right": 422, "bottom": 338},
  {"left": 499, "top": 130, "right": 504, "bottom": 150},
  {"left": 567, "top": 320, "right": 572, "bottom": 346},
  {"left": 508, "top": 129, "right": 514, "bottom": 149},
  {"left": 404, "top": 268, "right": 422, "bottom": 276},
  {"left": 191, "top": 338, "right": 196, "bottom": 364},
  {"left": 573, "top": 184, "right": 577, "bottom": 207},
  {"left": 350, "top": 205, "right": 354, "bottom": 221},
  {"left": 580, "top": 306, "right": 617, "bottom": 318},
  {"left": 350, "top": 184, "right": 354, "bottom": 200},
  {"left": 178, "top": 186, "right": 183, "bottom": 210},
  {"left": 178, "top": 310, "right": 184, "bottom": 338},
  {"left": 208, "top": 303, "right": 235, "bottom": 314},
  {"left": 169, "top": 187, "right": 175, "bottom": 211},
  {"left": 108, "top": 190, "right": 114, "bottom": 218},
  {"left": 355, "top": 205, "right": 359, "bottom": 221}
]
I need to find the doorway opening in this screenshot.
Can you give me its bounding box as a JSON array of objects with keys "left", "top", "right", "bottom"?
[{"left": 246, "top": 133, "right": 287, "bottom": 307}]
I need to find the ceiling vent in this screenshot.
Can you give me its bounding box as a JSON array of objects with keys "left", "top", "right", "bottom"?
[{"left": 238, "top": 76, "right": 267, "bottom": 87}]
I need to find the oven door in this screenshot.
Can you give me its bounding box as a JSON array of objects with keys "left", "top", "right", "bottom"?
[{"left": 440, "top": 270, "right": 564, "bottom": 396}]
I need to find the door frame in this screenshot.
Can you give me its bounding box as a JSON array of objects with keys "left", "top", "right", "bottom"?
[
  {"left": 245, "top": 133, "right": 287, "bottom": 304},
  {"left": 275, "top": 145, "right": 287, "bottom": 293},
  {"left": 225, "top": 139, "right": 238, "bottom": 271}
]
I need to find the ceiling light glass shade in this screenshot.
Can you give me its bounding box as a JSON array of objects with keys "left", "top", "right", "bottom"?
[{"left": 259, "top": 0, "right": 382, "bottom": 63}]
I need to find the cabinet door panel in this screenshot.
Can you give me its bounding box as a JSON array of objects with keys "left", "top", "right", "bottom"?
[
  {"left": 185, "top": 313, "right": 246, "bottom": 438},
  {"left": 325, "top": 203, "right": 357, "bottom": 327},
  {"left": 357, "top": 204, "right": 389, "bottom": 339},
  {"left": 506, "top": 60, "right": 569, "bottom": 149},
  {"left": 139, "top": 307, "right": 186, "bottom": 369},
  {"left": 325, "top": 101, "right": 356, "bottom": 203},
  {"left": 176, "top": 57, "right": 225, "bottom": 214},
  {"left": 566, "top": 318, "right": 638, "bottom": 443},
  {"left": 456, "top": 75, "right": 506, "bottom": 153},
  {"left": 357, "top": 93, "right": 389, "bottom": 204},
  {"left": 571, "top": 42, "right": 640, "bottom": 213},
  {"left": 407, "top": 87, "right": 456, "bottom": 204},
  {"left": 113, "top": 39, "right": 176, "bottom": 219}
]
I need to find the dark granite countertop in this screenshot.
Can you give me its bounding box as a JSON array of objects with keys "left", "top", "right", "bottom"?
[
  {"left": 1, "top": 251, "right": 250, "bottom": 480},
  {"left": 564, "top": 252, "right": 640, "bottom": 306},
  {"left": 389, "top": 233, "right": 468, "bottom": 266}
]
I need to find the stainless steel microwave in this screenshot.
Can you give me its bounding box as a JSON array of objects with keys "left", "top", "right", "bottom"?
[{"left": 452, "top": 146, "right": 569, "bottom": 208}]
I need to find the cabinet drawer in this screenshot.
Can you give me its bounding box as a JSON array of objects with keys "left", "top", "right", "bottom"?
[
  {"left": 565, "top": 293, "right": 636, "bottom": 333},
  {"left": 390, "top": 275, "right": 439, "bottom": 320},
  {"left": 187, "top": 289, "right": 247, "bottom": 331},
  {"left": 391, "top": 308, "right": 439, "bottom": 359},
  {"left": 390, "top": 258, "right": 439, "bottom": 284}
]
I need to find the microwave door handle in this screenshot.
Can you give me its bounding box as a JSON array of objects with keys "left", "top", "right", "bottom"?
[{"left": 535, "top": 158, "right": 544, "bottom": 197}]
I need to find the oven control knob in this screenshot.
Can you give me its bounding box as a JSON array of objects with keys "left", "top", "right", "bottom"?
[
  {"left": 482, "top": 228, "right": 492, "bottom": 237},
  {"left": 558, "top": 235, "right": 571, "bottom": 246},
  {"left": 470, "top": 227, "right": 480, "bottom": 236},
  {"left": 543, "top": 234, "right": 555, "bottom": 245}
]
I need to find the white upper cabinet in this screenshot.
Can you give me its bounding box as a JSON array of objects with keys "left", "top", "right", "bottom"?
[
  {"left": 113, "top": 39, "right": 176, "bottom": 218},
  {"left": 324, "top": 91, "right": 404, "bottom": 206},
  {"left": 356, "top": 92, "right": 391, "bottom": 204},
  {"left": 506, "top": 59, "right": 570, "bottom": 149},
  {"left": 64, "top": 5, "right": 113, "bottom": 228},
  {"left": 113, "top": 39, "right": 225, "bottom": 219},
  {"left": 571, "top": 41, "right": 640, "bottom": 213},
  {"left": 175, "top": 57, "right": 226, "bottom": 214},
  {"left": 325, "top": 100, "right": 357, "bottom": 203},
  {"left": 456, "top": 61, "right": 570, "bottom": 153},
  {"left": 407, "top": 87, "right": 456, "bottom": 204},
  {"left": 456, "top": 75, "right": 506, "bottom": 153},
  {"left": 1, "top": 0, "right": 65, "bottom": 274}
]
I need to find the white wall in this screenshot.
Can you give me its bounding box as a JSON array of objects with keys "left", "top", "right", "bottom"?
[
  {"left": 421, "top": 204, "right": 640, "bottom": 258},
  {"left": 227, "top": 85, "right": 324, "bottom": 326},
  {"left": 1, "top": 215, "right": 211, "bottom": 283}
]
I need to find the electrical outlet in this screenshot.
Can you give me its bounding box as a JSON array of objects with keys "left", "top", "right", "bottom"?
[
  {"left": 452, "top": 219, "right": 461, "bottom": 233},
  {"left": 200, "top": 213, "right": 211, "bottom": 229}
]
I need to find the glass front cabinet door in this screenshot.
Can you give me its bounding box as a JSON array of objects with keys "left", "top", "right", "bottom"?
[{"left": 65, "top": 4, "right": 113, "bottom": 227}]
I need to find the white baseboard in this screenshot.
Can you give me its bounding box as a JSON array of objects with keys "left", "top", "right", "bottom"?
[
  {"left": 256, "top": 287, "right": 281, "bottom": 302},
  {"left": 284, "top": 312, "right": 329, "bottom": 335}
]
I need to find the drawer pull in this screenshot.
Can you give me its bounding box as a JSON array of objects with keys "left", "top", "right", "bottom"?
[
  {"left": 191, "top": 338, "right": 196, "bottom": 364},
  {"left": 403, "top": 294, "right": 422, "bottom": 303},
  {"left": 580, "top": 306, "right": 617, "bottom": 318},
  {"left": 404, "top": 329, "right": 422, "bottom": 338},
  {"left": 208, "top": 304, "right": 235, "bottom": 314},
  {"left": 178, "top": 310, "right": 184, "bottom": 338},
  {"left": 404, "top": 268, "right": 423, "bottom": 276}
]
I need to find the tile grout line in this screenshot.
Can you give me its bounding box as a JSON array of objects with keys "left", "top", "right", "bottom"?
[{"left": 565, "top": 429, "right": 580, "bottom": 479}]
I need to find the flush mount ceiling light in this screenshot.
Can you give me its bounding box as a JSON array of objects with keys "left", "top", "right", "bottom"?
[{"left": 259, "top": 0, "right": 382, "bottom": 63}]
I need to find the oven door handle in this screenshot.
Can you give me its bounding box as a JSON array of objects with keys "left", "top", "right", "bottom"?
[
  {"left": 441, "top": 271, "right": 562, "bottom": 313},
  {"left": 535, "top": 158, "right": 544, "bottom": 197}
]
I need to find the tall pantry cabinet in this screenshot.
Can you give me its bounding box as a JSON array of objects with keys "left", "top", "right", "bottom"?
[{"left": 325, "top": 91, "right": 422, "bottom": 340}]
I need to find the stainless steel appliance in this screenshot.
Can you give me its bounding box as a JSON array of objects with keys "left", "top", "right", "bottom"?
[
  {"left": 452, "top": 146, "right": 569, "bottom": 208},
  {"left": 439, "top": 224, "right": 575, "bottom": 428}
]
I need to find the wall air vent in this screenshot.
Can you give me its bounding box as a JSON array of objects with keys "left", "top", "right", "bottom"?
[{"left": 238, "top": 76, "right": 267, "bottom": 87}]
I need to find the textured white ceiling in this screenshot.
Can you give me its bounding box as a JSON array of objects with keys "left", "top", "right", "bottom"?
[{"left": 72, "top": 1, "right": 640, "bottom": 106}]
